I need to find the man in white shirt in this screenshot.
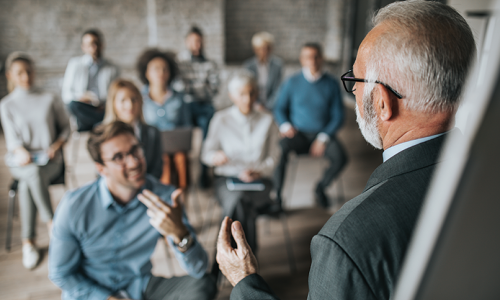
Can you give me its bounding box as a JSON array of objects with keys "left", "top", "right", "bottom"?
[
  {"left": 201, "top": 71, "right": 280, "bottom": 252},
  {"left": 62, "top": 29, "right": 120, "bottom": 131}
]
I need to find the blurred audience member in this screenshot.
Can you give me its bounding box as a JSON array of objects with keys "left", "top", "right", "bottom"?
[
  {"left": 62, "top": 29, "right": 119, "bottom": 131},
  {"left": 202, "top": 71, "right": 280, "bottom": 251},
  {"left": 244, "top": 31, "right": 283, "bottom": 111},
  {"left": 177, "top": 26, "right": 220, "bottom": 188},
  {"left": 274, "top": 43, "right": 347, "bottom": 208},
  {"left": 1, "top": 52, "right": 70, "bottom": 269},
  {"left": 49, "top": 121, "right": 216, "bottom": 300},
  {"left": 137, "top": 49, "right": 191, "bottom": 189},
  {"left": 102, "top": 79, "right": 163, "bottom": 179}
]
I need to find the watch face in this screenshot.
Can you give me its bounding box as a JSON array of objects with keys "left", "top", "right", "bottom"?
[
  {"left": 179, "top": 237, "right": 188, "bottom": 247},
  {"left": 177, "top": 234, "right": 192, "bottom": 251}
]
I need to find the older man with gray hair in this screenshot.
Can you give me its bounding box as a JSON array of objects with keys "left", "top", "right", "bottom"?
[{"left": 215, "top": 1, "right": 476, "bottom": 299}]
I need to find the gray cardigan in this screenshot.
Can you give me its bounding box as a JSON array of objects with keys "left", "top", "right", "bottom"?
[
  {"left": 230, "top": 133, "right": 449, "bottom": 300},
  {"left": 243, "top": 55, "right": 283, "bottom": 110},
  {"left": 0, "top": 88, "right": 70, "bottom": 153}
]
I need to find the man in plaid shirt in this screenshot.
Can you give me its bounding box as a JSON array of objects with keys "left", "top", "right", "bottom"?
[{"left": 176, "top": 26, "right": 220, "bottom": 188}]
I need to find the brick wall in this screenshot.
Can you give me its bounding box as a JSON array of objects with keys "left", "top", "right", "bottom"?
[
  {"left": 0, "top": 0, "right": 224, "bottom": 99},
  {"left": 225, "top": 0, "right": 345, "bottom": 64},
  {"left": 155, "top": 0, "right": 224, "bottom": 64},
  {"left": 0, "top": 0, "right": 346, "bottom": 103}
]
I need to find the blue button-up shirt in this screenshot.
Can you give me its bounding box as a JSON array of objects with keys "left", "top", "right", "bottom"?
[
  {"left": 49, "top": 175, "right": 208, "bottom": 300},
  {"left": 382, "top": 132, "right": 447, "bottom": 162},
  {"left": 142, "top": 85, "right": 192, "bottom": 131}
]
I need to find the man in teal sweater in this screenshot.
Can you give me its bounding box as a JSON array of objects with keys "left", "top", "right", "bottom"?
[{"left": 273, "top": 43, "right": 347, "bottom": 208}]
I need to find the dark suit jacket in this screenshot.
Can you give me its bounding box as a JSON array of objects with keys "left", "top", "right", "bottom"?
[
  {"left": 244, "top": 55, "right": 283, "bottom": 110},
  {"left": 139, "top": 123, "right": 163, "bottom": 179},
  {"left": 230, "top": 134, "right": 448, "bottom": 300}
]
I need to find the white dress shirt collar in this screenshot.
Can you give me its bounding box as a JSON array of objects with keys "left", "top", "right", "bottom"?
[
  {"left": 383, "top": 132, "right": 448, "bottom": 162},
  {"left": 302, "top": 67, "right": 324, "bottom": 83}
]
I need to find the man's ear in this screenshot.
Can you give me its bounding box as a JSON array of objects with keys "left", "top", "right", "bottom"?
[
  {"left": 374, "top": 84, "right": 396, "bottom": 122},
  {"left": 95, "top": 162, "right": 106, "bottom": 177}
]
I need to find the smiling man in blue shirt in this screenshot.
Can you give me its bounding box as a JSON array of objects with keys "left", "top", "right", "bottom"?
[{"left": 48, "top": 121, "right": 216, "bottom": 300}]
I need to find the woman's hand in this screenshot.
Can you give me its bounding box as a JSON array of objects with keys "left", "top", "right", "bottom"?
[
  {"left": 14, "top": 147, "right": 31, "bottom": 166},
  {"left": 238, "top": 170, "right": 261, "bottom": 183},
  {"left": 213, "top": 151, "right": 229, "bottom": 166},
  {"left": 47, "top": 139, "right": 65, "bottom": 160}
]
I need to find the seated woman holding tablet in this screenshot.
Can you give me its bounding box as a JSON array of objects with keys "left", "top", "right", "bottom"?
[{"left": 201, "top": 71, "right": 280, "bottom": 251}]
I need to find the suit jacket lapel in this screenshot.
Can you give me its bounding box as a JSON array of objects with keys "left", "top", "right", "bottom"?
[
  {"left": 266, "top": 56, "right": 279, "bottom": 96},
  {"left": 363, "top": 134, "right": 448, "bottom": 192},
  {"left": 248, "top": 57, "right": 258, "bottom": 74}
]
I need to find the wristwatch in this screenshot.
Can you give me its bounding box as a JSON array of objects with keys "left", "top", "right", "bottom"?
[{"left": 175, "top": 233, "right": 194, "bottom": 252}]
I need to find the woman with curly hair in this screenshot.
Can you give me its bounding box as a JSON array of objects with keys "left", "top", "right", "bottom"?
[{"left": 136, "top": 49, "right": 192, "bottom": 188}]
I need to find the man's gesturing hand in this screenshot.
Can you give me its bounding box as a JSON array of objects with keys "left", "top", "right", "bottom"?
[
  {"left": 216, "top": 217, "right": 258, "bottom": 287},
  {"left": 310, "top": 139, "right": 326, "bottom": 157},
  {"left": 138, "top": 189, "right": 188, "bottom": 244}
]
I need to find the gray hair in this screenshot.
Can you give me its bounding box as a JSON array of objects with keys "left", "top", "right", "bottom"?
[
  {"left": 228, "top": 70, "right": 257, "bottom": 96},
  {"left": 366, "top": 0, "right": 476, "bottom": 113},
  {"left": 251, "top": 32, "right": 275, "bottom": 48}
]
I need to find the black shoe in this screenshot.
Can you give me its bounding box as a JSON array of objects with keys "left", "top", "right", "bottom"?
[
  {"left": 258, "top": 202, "right": 283, "bottom": 216},
  {"left": 315, "top": 184, "right": 330, "bottom": 208}
]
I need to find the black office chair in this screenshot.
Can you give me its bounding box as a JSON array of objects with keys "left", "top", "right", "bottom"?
[{"left": 5, "top": 159, "right": 66, "bottom": 252}]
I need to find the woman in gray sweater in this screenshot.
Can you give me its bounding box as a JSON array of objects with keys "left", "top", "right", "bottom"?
[{"left": 1, "top": 52, "right": 70, "bottom": 269}]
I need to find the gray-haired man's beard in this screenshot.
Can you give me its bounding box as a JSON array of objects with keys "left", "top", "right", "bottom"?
[{"left": 355, "top": 97, "right": 383, "bottom": 149}]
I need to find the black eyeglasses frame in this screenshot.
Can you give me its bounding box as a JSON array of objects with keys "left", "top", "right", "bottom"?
[{"left": 340, "top": 70, "right": 403, "bottom": 99}]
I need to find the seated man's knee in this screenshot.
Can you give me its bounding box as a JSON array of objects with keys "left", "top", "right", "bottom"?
[{"left": 326, "top": 140, "right": 347, "bottom": 161}]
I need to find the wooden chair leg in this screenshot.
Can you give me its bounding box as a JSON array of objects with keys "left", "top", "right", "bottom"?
[
  {"left": 173, "top": 152, "right": 188, "bottom": 190},
  {"left": 160, "top": 154, "right": 172, "bottom": 185}
]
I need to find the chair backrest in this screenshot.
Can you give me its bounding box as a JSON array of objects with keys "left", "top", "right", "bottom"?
[{"left": 160, "top": 127, "right": 193, "bottom": 154}]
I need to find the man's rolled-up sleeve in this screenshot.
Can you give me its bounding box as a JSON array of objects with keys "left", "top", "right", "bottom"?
[{"left": 167, "top": 217, "right": 208, "bottom": 279}]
